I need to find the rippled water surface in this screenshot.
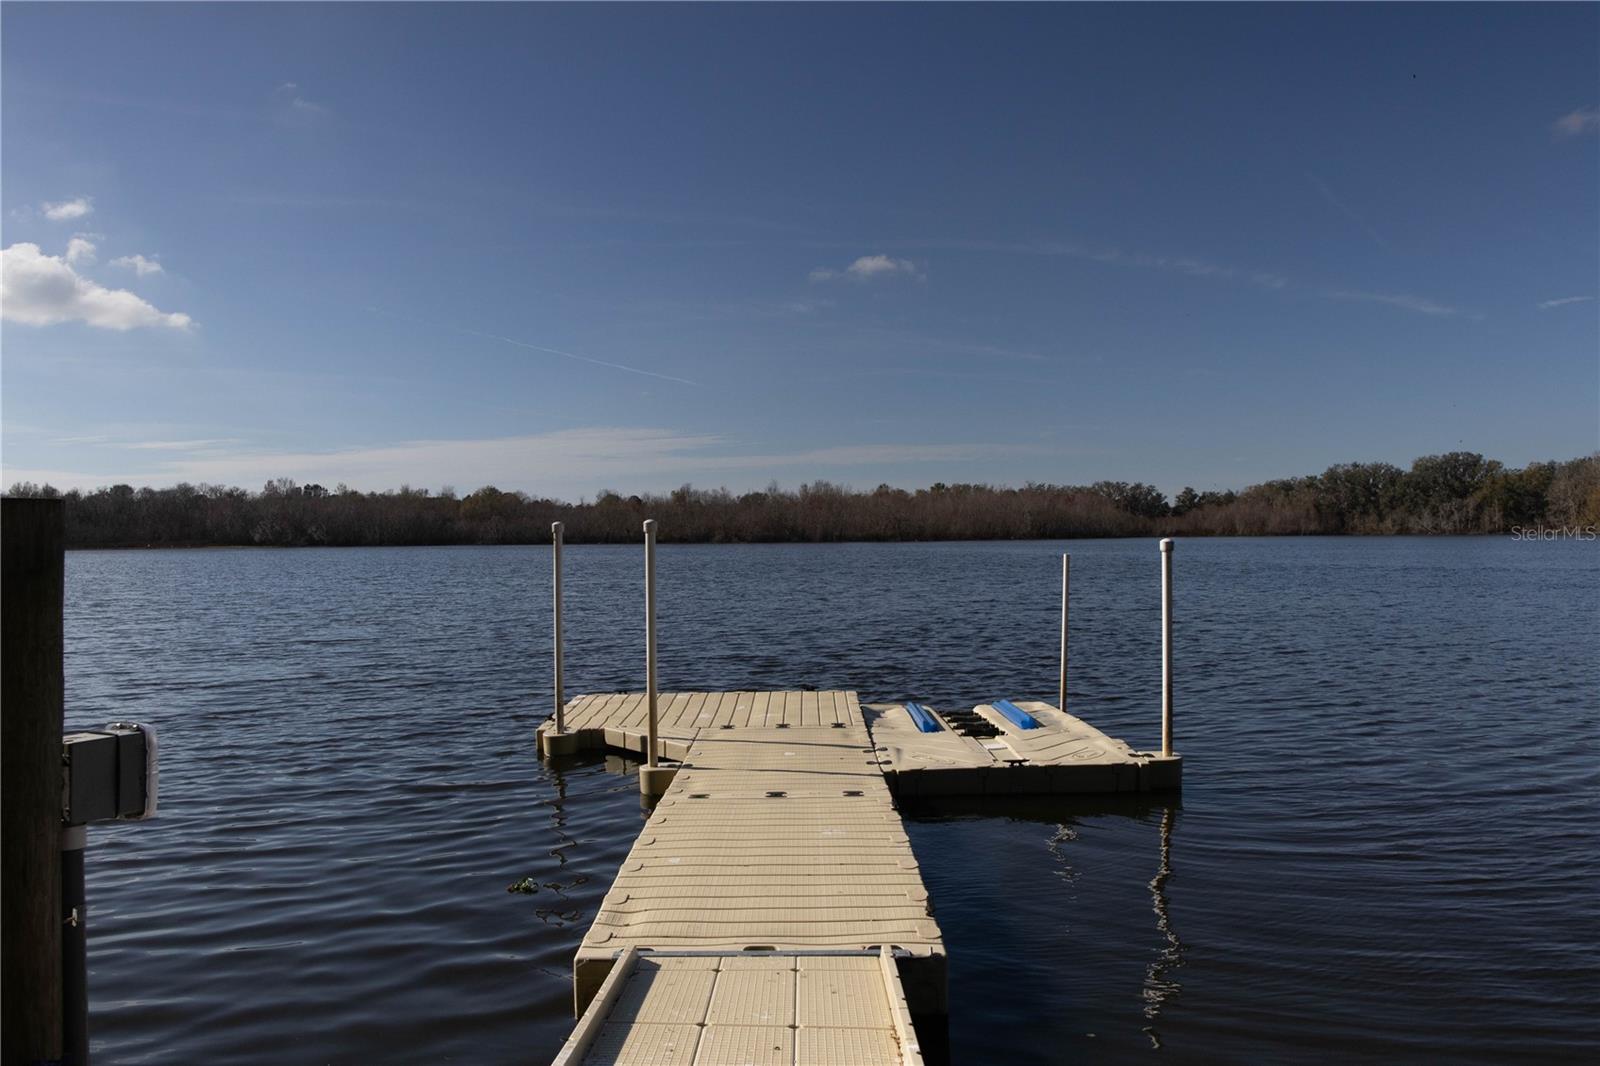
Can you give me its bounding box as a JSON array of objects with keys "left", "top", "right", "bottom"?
[{"left": 65, "top": 538, "right": 1598, "bottom": 1064}]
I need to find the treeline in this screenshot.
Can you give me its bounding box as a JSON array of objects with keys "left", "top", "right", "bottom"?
[{"left": 7, "top": 451, "right": 1597, "bottom": 549}]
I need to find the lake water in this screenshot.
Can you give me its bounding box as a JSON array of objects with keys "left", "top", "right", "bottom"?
[{"left": 64, "top": 538, "right": 1598, "bottom": 1064}]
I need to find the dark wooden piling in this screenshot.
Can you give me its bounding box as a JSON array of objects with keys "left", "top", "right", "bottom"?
[{"left": 2, "top": 498, "right": 66, "bottom": 1065}]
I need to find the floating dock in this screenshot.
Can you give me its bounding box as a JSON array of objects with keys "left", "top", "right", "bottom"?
[
  {"left": 538, "top": 528, "right": 1184, "bottom": 1064},
  {"left": 540, "top": 690, "right": 1179, "bottom": 1065}
]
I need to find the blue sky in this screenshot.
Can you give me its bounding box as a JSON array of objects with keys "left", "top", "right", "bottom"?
[{"left": 3, "top": 3, "right": 1596, "bottom": 500}]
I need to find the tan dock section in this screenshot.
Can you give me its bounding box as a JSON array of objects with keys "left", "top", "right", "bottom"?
[
  {"left": 560, "top": 694, "right": 946, "bottom": 1019},
  {"left": 551, "top": 947, "right": 924, "bottom": 1066},
  {"left": 540, "top": 689, "right": 1177, "bottom": 1064},
  {"left": 546, "top": 691, "right": 856, "bottom": 763},
  {"left": 866, "top": 700, "right": 1182, "bottom": 796}
]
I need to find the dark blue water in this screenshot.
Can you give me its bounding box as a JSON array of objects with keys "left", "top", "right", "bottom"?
[{"left": 64, "top": 538, "right": 1599, "bottom": 1063}]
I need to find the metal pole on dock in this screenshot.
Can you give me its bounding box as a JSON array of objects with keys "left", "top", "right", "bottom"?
[
  {"left": 552, "top": 522, "right": 565, "bottom": 734},
  {"left": 643, "top": 519, "right": 658, "bottom": 768},
  {"left": 1, "top": 498, "right": 66, "bottom": 1065},
  {"left": 1160, "top": 538, "right": 1174, "bottom": 757},
  {"left": 1059, "top": 553, "right": 1070, "bottom": 712}
]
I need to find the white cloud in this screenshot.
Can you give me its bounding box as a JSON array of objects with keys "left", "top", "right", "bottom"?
[
  {"left": 65, "top": 235, "right": 97, "bottom": 266},
  {"left": 1538, "top": 295, "right": 1595, "bottom": 310},
  {"left": 273, "top": 81, "right": 329, "bottom": 121},
  {"left": 123, "top": 438, "right": 238, "bottom": 450},
  {"left": 1084, "top": 246, "right": 1288, "bottom": 286},
  {"left": 1325, "top": 289, "right": 1461, "bottom": 317},
  {"left": 41, "top": 197, "right": 93, "bottom": 221},
  {"left": 110, "top": 253, "right": 164, "bottom": 277},
  {"left": 1553, "top": 107, "right": 1600, "bottom": 138},
  {"left": 1, "top": 242, "right": 192, "bottom": 330},
  {"left": 810, "top": 255, "right": 923, "bottom": 283},
  {"left": 847, "top": 255, "right": 919, "bottom": 280}
]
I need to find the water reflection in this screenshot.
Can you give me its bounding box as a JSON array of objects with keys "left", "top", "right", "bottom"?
[
  {"left": 903, "top": 792, "right": 1187, "bottom": 1048},
  {"left": 1141, "top": 805, "right": 1184, "bottom": 1049},
  {"left": 520, "top": 755, "right": 599, "bottom": 928}
]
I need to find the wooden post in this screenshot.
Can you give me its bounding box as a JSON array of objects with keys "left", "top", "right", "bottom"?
[
  {"left": 2, "top": 498, "right": 66, "bottom": 1065},
  {"left": 1058, "top": 553, "right": 1070, "bottom": 713},
  {"left": 552, "top": 522, "right": 565, "bottom": 734},
  {"left": 1160, "top": 538, "right": 1174, "bottom": 757}
]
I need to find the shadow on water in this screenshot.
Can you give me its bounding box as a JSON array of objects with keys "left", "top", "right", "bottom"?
[{"left": 901, "top": 794, "right": 1186, "bottom": 1061}]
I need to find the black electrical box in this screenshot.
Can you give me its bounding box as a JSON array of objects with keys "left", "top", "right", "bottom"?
[{"left": 61, "top": 723, "right": 158, "bottom": 825}]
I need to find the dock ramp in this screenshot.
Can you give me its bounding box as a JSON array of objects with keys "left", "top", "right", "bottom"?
[{"left": 552, "top": 946, "right": 924, "bottom": 1066}]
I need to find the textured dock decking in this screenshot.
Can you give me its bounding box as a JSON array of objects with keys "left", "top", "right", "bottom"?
[
  {"left": 555, "top": 694, "right": 946, "bottom": 1029},
  {"left": 552, "top": 948, "right": 924, "bottom": 1066},
  {"left": 865, "top": 700, "right": 1181, "bottom": 796},
  {"left": 541, "top": 689, "right": 1178, "bottom": 1064},
  {"left": 550, "top": 690, "right": 865, "bottom": 762}
]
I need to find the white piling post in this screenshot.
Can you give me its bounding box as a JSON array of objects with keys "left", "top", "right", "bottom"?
[
  {"left": 1058, "top": 553, "right": 1070, "bottom": 713},
  {"left": 643, "top": 519, "right": 659, "bottom": 768},
  {"left": 1160, "top": 538, "right": 1174, "bottom": 757},
  {"left": 552, "top": 521, "right": 565, "bottom": 734}
]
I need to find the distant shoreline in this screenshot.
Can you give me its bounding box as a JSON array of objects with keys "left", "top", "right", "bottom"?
[{"left": 11, "top": 450, "right": 1597, "bottom": 550}]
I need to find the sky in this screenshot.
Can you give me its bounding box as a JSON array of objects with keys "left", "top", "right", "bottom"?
[{"left": 3, "top": 2, "right": 1597, "bottom": 501}]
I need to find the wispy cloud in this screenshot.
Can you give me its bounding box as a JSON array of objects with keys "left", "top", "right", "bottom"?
[
  {"left": 10, "top": 83, "right": 248, "bottom": 121},
  {"left": 123, "top": 438, "right": 240, "bottom": 451},
  {"left": 219, "top": 191, "right": 413, "bottom": 211},
  {"left": 726, "top": 440, "right": 1027, "bottom": 469},
  {"left": 110, "top": 253, "right": 164, "bottom": 277},
  {"left": 1075, "top": 245, "right": 1288, "bottom": 289},
  {"left": 869, "top": 238, "right": 1474, "bottom": 315},
  {"left": 1324, "top": 289, "right": 1462, "bottom": 317},
  {"left": 366, "top": 307, "right": 700, "bottom": 386},
  {"left": 41, "top": 196, "right": 93, "bottom": 221},
  {"left": 880, "top": 238, "right": 1289, "bottom": 291},
  {"left": 1, "top": 242, "right": 192, "bottom": 330},
  {"left": 1538, "top": 295, "right": 1595, "bottom": 310},
  {"left": 2, "top": 428, "right": 1030, "bottom": 497},
  {"left": 46, "top": 435, "right": 239, "bottom": 451},
  {"left": 1553, "top": 106, "right": 1600, "bottom": 138},
  {"left": 810, "top": 255, "right": 924, "bottom": 283},
  {"left": 273, "top": 81, "right": 330, "bottom": 124},
  {"left": 1308, "top": 174, "right": 1390, "bottom": 250},
  {"left": 848, "top": 325, "right": 1048, "bottom": 364}
]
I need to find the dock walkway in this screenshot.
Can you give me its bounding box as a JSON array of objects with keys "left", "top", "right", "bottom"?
[{"left": 540, "top": 690, "right": 1178, "bottom": 1065}]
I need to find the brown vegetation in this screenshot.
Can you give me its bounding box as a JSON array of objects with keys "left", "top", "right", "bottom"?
[{"left": 7, "top": 452, "right": 1597, "bottom": 548}]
